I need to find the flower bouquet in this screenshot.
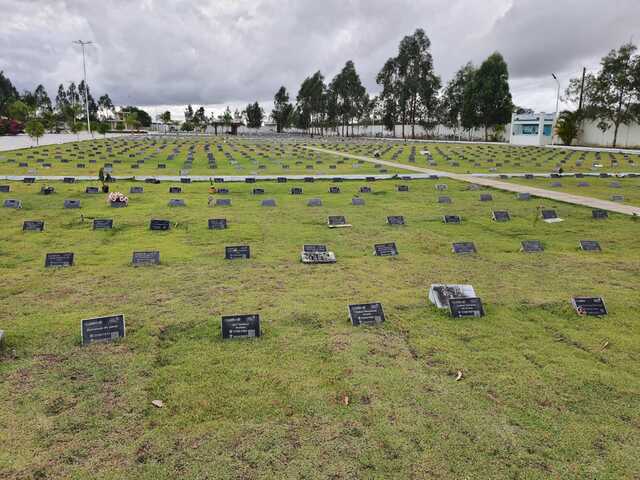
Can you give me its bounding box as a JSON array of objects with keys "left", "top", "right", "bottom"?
[{"left": 107, "top": 191, "right": 129, "bottom": 207}]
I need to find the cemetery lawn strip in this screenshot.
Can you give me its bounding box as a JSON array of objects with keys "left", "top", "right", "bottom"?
[{"left": 1, "top": 174, "right": 640, "bottom": 479}]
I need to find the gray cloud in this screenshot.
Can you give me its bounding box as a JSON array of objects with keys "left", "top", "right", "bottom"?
[{"left": 1, "top": 0, "right": 639, "bottom": 118}]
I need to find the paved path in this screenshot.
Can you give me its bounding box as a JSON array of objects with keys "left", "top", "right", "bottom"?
[
  {"left": 305, "top": 146, "right": 640, "bottom": 216},
  {"left": 0, "top": 133, "right": 130, "bottom": 152}
]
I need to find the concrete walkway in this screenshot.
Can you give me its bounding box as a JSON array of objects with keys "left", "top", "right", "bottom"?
[
  {"left": 0, "top": 133, "right": 130, "bottom": 152},
  {"left": 305, "top": 146, "right": 640, "bottom": 216}
]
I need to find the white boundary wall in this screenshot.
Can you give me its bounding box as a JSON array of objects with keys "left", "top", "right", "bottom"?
[{"left": 579, "top": 120, "right": 640, "bottom": 148}]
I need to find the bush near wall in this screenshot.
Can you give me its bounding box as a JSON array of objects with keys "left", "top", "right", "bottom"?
[{"left": 0, "top": 118, "right": 25, "bottom": 135}]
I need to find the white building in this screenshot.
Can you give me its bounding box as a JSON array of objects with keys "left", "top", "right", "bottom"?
[{"left": 509, "top": 112, "right": 555, "bottom": 146}]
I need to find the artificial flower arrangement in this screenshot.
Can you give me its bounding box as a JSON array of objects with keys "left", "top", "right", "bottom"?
[{"left": 107, "top": 191, "right": 129, "bottom": 206}]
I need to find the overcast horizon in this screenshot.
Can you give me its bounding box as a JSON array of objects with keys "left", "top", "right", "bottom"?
[{"left": 2, "top": 0, "right": 639, "bottom": 121}]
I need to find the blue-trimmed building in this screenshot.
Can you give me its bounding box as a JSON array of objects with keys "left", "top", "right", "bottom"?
[{"left": 509, "top": 112, "right": 555, "bottom": 146}]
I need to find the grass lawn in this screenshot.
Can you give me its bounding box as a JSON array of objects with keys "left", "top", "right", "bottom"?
[{"left": 1, "top": 171, "right": 639, "bottom": 479}]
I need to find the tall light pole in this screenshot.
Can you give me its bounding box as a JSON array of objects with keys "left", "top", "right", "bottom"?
[
  {"left": 73, "top": 40, "right": 93, "bottom": 135},
  {"left": 551, "top": 73, "right": 560, "bottom": 145}
]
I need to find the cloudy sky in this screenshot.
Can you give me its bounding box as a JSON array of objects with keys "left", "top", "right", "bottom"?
[{"left": 1, "top": 0, "right": 639, "bottom": 120}]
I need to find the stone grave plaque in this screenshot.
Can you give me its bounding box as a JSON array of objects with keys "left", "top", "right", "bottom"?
[
  {"left": 429, "top": 284, "right": 476, "bottom": 309},
  {"left": 23, "top": 220, "right": 44, "bottom": 231},
  {"left": 359, "top": 186, "right": 372, "bottom": 193},
  {"left": 387, "top": 215, "right": 405, "bottom": 225},
  {"left": 145, "top": 178, "right": 160, "bottom": 184},
  {"left": 577, "top": 182, "right": 590, "bottom": 187},
  {"left": 277, "top": 177, "right": 287, "bottom": 183},
  {"left": 0, "top": 185, "right": 10, "bottom": 192},
  {"left": 3, "top": 199, "right": 21, "bottom": 209},
  {"left": 221, "top": 314, "right": 261, "bottom": 339},
  {"left": 550, "top": 182, "right": 562, "bottom": 187},
  {"left": 304, "top": 177, "right": 315, "bottom": 183},
  {"left": 303, "top": 244, "right": 327, "bottom": 253},
  {"left": 516, "top": 192, "right": 531, "bottom": 200},
  {"left": 252, "top": 188, "right": 265, "bottom": 195},
  {"left": 45, "top": 252, "right": 74, "bottom": 267},
  {"left": 351, "top": 198, "right": 365, "bottom": 206},
  {"left": 436, "top": 184, "right": 448, "bottom": 191},
  {"left": 443, "top": 215, "right": 461, "bottom": 224},
  {"left": 225, "top": 245, "right": 250, "bottom": 259},
  {"left": 208, "top": 218, "right": 227, "bottom": 230},
  {"left": 521, "top": 240, "right": 544, "bottom": 252},
  {"left": 64, "top": 199, "right": 81, "bottom": 209},
  {"left": 374, "top": 242, "right": 398, "bottom": 256},
  {"left": 301, "top": 251, "right": 336, "bottom": 264},
  {"left": 541, "top": 209, "right": 558, "bottom": 220},
  {"left": 480, "top": 194, "right": 493, "bottom": 202},
  {"left": 215, "top": 198, "right": 231, "bottom": 206},
  {"left": 180, "top": 177, "right": 191, "bottom": 184},
  {"left": 492, "top": 210, "right": 510, "bottom": 222},
  {"left": 328, "top": 215, "right": 350, "bottom": 228},
  {"left": 579, "top": 240, "right": 601, "bottom": 252},
  {"left": 169, "top": 186, "right": 182, "bottom": 194},
  {"left": 438, "top": 196, "right": 451, "bottom": 204},
  {"left": 397, "top": 185, "right": 409, "bottom": 192},
  {"left": 168, "top": 199, "right": 186, "bottom": 207},
  {"left": 592, "top": 209, "right": 608, "bottom": 219},
  {"left": 63, "top": 177, "right": 76, "bottom": 184},
  {"left": 448, "top": 297, "right": 485, "bottom": 318},
  {"left": 348, "top": 303, "right": 385, "bottom": 326},
  {"left": 572, "top": 297, "right": 607, "bottom": 316},
  {"left": 452, "top": 242, "right": 476, "bottom": 254},
  {"left": 157, "top": 163, "right": 166, "bottom": 169},
  {"left": 23, "top": 177, "right": 35, "bottom": 184},
  {"left": 132, "top": 251, "right": 160, "bottom": 266},
  {"left": 290, "top": 187, "right": 303, "bottom": 195},
  {"left": 150, "top": 219, "right": 171, "bottom": 231},
  {"left": 81, "top": 314, "right": 126, "bottom": 345},
  {"left": 93, "top": 219, "right": 113, "bottom": 230},
  {"left": 85, "top": 186, "right": 100, "bottom": 194},
  {"left": 130, "top": 186, "right": 144, "bottom": 194},
  {"left": 329, "top": 186, "right": 340, "bottom": 193},
  {"left": 307, "top": 198, "right": 322, "bottom": 207},
  {"left": 245, "top": 177, "right": 256, "bottom": 183},
  {"left": 332, "top": 177, "right": 344, "bottom": 182},
  {"left": 610, "top": 195, "right": 624, "bottom": 202},
  {"left": 261, "top": 199, "right": 276, "bottom": 207}
]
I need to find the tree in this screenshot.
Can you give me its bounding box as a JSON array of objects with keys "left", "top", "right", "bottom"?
[
  {"left": 160, "top": 111, "right": 171, "bottom": 123},
  {"left": 55, "top": 84, "right": 68, "bottom": 114},
  {"left": 441, "top": 63, "right": 476, "bottom": 136},
  {"left": 272, "top": 86, "right": 293, "bottom": 133},
  {"left": 193, "top": 107, "right": 207, "bottom": 129},
  {"left": 566, "top": 42, "right": 640, "bottom": 147},
  {"left": 121, "top": 106, "right": 151, "bottom": 127},
  {"left": 245, "top": 101, "right": 264, "bottom": 129},
  {"left": 24, "top": 119, "right": 45, "bottom": 145},
  {"left": 471, "top": 52, "right": 513, "bottom": 140},
  {"left": 69, "top": 119, "right": 82, "bottom": 140},
  {"left": 0, "top": 70, "right": 19, "bottom": 117},
  {"left": 33, "top": 85, "right": 52, "bottom": 116},
  {"left": 555, "top": 110, "right": 580, "bottom": 146},
  {"left": 184, "top": 104, "right": 194, "bottom": 123},
  {"left": 329, "top": 60, "right": 367, "bottom": 136},
  {"left": 96, "top": 121, "right": 110, "bottom": 138},
  {"left": 78, "top": 80, "right": 98, "bottom": 120},
  {"left": 125, "top": 111, "right": 138, "bottom": 130},
  {"left": 7, "top": 100, "right": 31, "bottom": 122},
  {"left": 296, "top": 71, "right": 326, "bottom": 135},
  {"left": 97, "top": 94, "right": 115, "bottom": 120}
]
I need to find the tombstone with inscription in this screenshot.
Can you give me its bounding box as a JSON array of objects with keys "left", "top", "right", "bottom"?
[
  {"left": 85, "top": 186, "right": 100, "bottom": 194},
  {"left": 307, "top": 198, "right": 322, "bottom": 207},
  {"left": 443, "top": 215, "right": 461, "bottom": 224},
  {"left": 516, "top": 192, "right": 531, "bottom": 200},
  {"left": 492, "top": 210, "right": 510, "bottom": 222},
  {"left": 215, "top": 198, "right": 231, "bottom": 206},
  {"left": 261, "top": 199, "right": 276, "bottom": 207},
  {"left": 0, "top": 185, "right": 10, "bottom": 192},
  {"left": 452, "top": 242, "right": 476, "bottom": 254},
  {"left": 579, "top": 240, "right": 601, "bottom": 252},
  {"left": 130, "top": 186, "right": 144, "bottom": 194},
  {"left": 572, "top": 297, "right": 607, "bottom": 316},
  {"left": 81, "top": 314, "right": 126, "bottom": 345},
  {"left": 428, "top": 284, "right": 476, "bottom": 309},
  {"left": 301, "top": 246, "right": 336, "bottom": 263},
  {"left": 348, "top": 303, "right": 385, "bottom": 326},
  {"left": 387, "top": 215, "right": 405, "bottom": 226},
  {"left": 23, "top": 220, "right": 44, "bottom": 231},
  {"left": 150, "top": 219, "right": 171, "bottom": 231},
  {"left": 448, "top": 297, "right": 485, "bottom": 318},
  {"left": 132, "top": 251, "right": 160, "bottom": 266},
  {"left": 208, "top": 218, "right": 227, "bottom": 230},
  {"left": 438, "top": 196, "right": 452, "bottom": 204},
  {"left": 480, "top": 194, "right": 493, "bottom": 202},
  {"left": 168, "top": 199, "right": 186, "bottom": 207},
  {"left": 329, "top": 186, "right": 340, "bottom": 194},
  {"left": 328, "top": 215, "right": 351, "bottom": 228},
  {"left": 64, "top": 199, "right": 81, "bottom": 209},
  {"left": 225, "top": 245, "right": 250, "bottom": 259},
  {"left": 45, "top": 252, "right": 74, "bottom": 267},
  {"left": 93, "top": 219, "right": 113, "bottom": 230},
  {"left": 374, "top": 242, "right": 398, "bottom": 257},
  {"left": 3, "top": 199, "right": 21, "bottom": 209},
  {"left": 221, "top": 314, "right": 261, "bottom": 339},
  {"left": 351, "top": 197, "right": 365, "bottom": 206},
  {"left": 592, "top": 209, "right": 608, "bottom": 219},
  {"left": 169, "top": 186, "right": 182, "bottom": 194},
  {"left": 521, "top": 240, "right": 544, "bottom": 252}
]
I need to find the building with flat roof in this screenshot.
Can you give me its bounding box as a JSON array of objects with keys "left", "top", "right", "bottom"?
[{"left": 509, "top": 112, "right": 555, "bottom": 146}]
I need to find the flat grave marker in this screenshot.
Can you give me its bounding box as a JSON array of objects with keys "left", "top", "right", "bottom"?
[
  {"left": 521, "top": 240, "right": 544, "bottom": 252},
  {"left": 261, "top": 199, "right": 276, "bottom": 207},
  {"left": 348, "top": 303, "right": 385, "bottom": 326},
  {"left": 374, "top": 242, "right": 399, "bottom": 257},
  {"left": 307, "top": 198, "right": 322, "bottom": 207},
  {"left": 225, "top": 245, "right": 250, "bottom": 259},
  {"left": 328, "top": 215, "right": 351, "bottom": 228},
  {"left": 23, "top": 220, "right": 44, "bottom": 231},
  {"left": 169, "top": 186, "right": 182, "bottom": 194},
  {"left": 168, "top": 199, "right": 186, "bottom": 207},
  {"left": 208, "top": 218, "right": 227, "bottom": 230},
  {"left": 132, "top": 251, "right": 160, "bottom": 266},
  {"left": 3, "top": 199, "right": 21, "bottom": 209},
  {"left": 351, "top": 198, "right": 365, "bottom": 206},
  {"left": 492, "top": 210, "right": 510, "bottom": 222},
  {"left": 579, "top": 240, "right": 601, "bottom": 252},
  {"left": 215, "top": 198, "right": 231, "bottom": 206},
  {"left": 452, "top": 242, "right": 476, "bottom": 254},
  {"left": 592, "top": 209, "right": 608, "bottom": 219},
  {"left": 45, "top": 252, "right": 74, "bottom": 267},
  {"left": 448, "top": 297, "right": 485, "bottom": 318},
  {"left": 0, "top": 185, "right": 10, "bottom": 192},
  {"left": 64, "top": 199, "right": 81, "bottom": 209},
  {"left": 150, "top": 219, "right": 171, "bottom": 231},
  {"left": 221, "top": 314, "right": 261, "bottom": 339},
  {"left": 438, "top": 196, "right": 452, "bottom": 204},
  {"left": 387, "top": 215, "right": 405, "bottom": 226},
  {"left": 93, "top": 219, "right": 113, "bottom": 230},
  {"left": 572, "top": 297, "right": 607, "bottom": 316},
  {"left": 130, "top": 186, "right": 144, "bottom": 194},
  {"left": 443, "top": 215, "right": 461, "bottom": 224},
  {"left": 81, "top": 314, "right": 126, "bottom": 345},
  {"left": 429, "top": 284, "right": 476, "bottom": 309}
]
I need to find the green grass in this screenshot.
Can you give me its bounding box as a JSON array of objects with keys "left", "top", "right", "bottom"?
[
  {"left": 1, "top": 174, "right": 640, "bottom": 479},
  {"left": 504, "top": 175, "right": 640, "bottom": 207}
]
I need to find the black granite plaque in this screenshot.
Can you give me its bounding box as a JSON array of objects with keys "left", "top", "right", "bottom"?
[
  {"left": 221, "top": 314, "right": 261, "bottom": 339},
  {"left": 225, "top": 245, "right": 250, "bottom": 259},
  {"left": 397, "top": 185, "right": 409, "bottom": 192},
  {"left": 541, "top": 209, "right": 558, "bottom": 220},
  {"left": 93, "top": 219, "right": 113, "bottom": 230},
  {"left": 360, "top": 186, "right": 372, "bottom": 193},
  {"left": 0, "top": 185, "right": 10, "bottom": 192},
  {"left": 245, "top": 177, "right": 256, "bottom": 183},
  {"left": 261, "top": 199, "right": 276, "bottom": 207},
  {"left": 572, "top": 297, "right": 607, "bottom": 316},
  {"left": 387, "top": 215, "right": 405, "bottom": 226},
  {"left": 329, "top": 186, "right": 340, "bottom": 193},
  {"left": 132, "top": 251, "right": 160, "bottom": 266},
  {"left": 168, "top": 199, "right": 185, "bottom": 207},
  {"left": 252, "top": 188, "right": 265, "bottom": 195},
  {"left": 452, "top": 242, "right": 476, "bottom": 254},
  {"left": 448, "top": 297, "right": 485, "bottom": 318},
  {"left": 45, "top": 252, "right": 74, "bottom": 267},
  {"left": 3, "top": 199, "right": 21, "bottom": 209},
  {"left": 521, "top": 240, "right": 543, "bottom": 252},
  {"left": 277, "top": 177, "right": 287, "bottom": 183},
  {"left": 63, "top": 177, "right": 75, "bottom": 184},
  {"left": 303, "top": 244, "right": 327, "bottom": 253},
  {"left": 438, "top": 196, "right": 452, "bottom": 204},
  {"left": 64, "top": 199, "right": 81, "bottom": 209},
  {"left": 374, "top": 242, "right": 398, "bottom": 256},
  {"left": 23, "top": 177, "right": 35, "bottom": 184},
  {"left": 443, "top": 215, "right": 461, "bottom": 224},
  {"left": 85, "top": 187, "right": 100, "bottom": 194},
  {"left": 180, "top": 177, "right": 191, "bottom": 184},
  {"left": 348, "top": 303, "right": 385, "bottom": 326},
  {"left": 517, "top": 192, "right": 531, "bottom": 200},
  {"left": 208, "top": 218, "right": 227, "bottom": 229},
  {"left": 351, "top": 198, "right": 365, "bottom": 206},
  {"left": 81, "top": 314, "right": 126, "bottom": 345},
  {"left": 291, "top": 187, "right": 303, "bottom": 195},
  {"left": 215, "top": 198, "right": 231, "bottom": 206},
  {"left": 579, "top": 240, "right": 601, "bottom": 251},
  {"left": 328, "top": 215, "right": 347, "bottom": 226},
  {"left": 150, "top": 219, "right": 171, "bottom": 231},
  {"left": 492, "top": 210, "right": 510, "bottom": 222},
  {"left": 307, "top": 198, "right": 322, "bottom": 207},
  {"left": 23, "top": 220, "right": 44, "bottom": 231},
  {"left": 169, "top": 186, "right": 182, "bottom": 194},
  {"left": 130, "top": 186, "right": 144, "bottom": 194},
  {"left": 480, "top": 194, "right": 493, "bottom": 202},
  {"left": 592, "top": 209, "right": 608, "bottom": 219}
]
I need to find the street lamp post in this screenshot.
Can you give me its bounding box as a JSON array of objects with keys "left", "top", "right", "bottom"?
[
  {"left": 551, "top": 73, "right": 560, "bottom": 146},
  {"left": 73, "top": 40, "right": 93, "bottom": 135}
]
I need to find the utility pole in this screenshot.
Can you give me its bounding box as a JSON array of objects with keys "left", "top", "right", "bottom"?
[
  {"left": 577, "top": 67, "right": 586, "bottom": 114},
  {"left": 73, "top": 40, "right": 93, "bottom": 135},
  {"left": 551, "top": 73, "right": 560, "bottom": 146}
]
